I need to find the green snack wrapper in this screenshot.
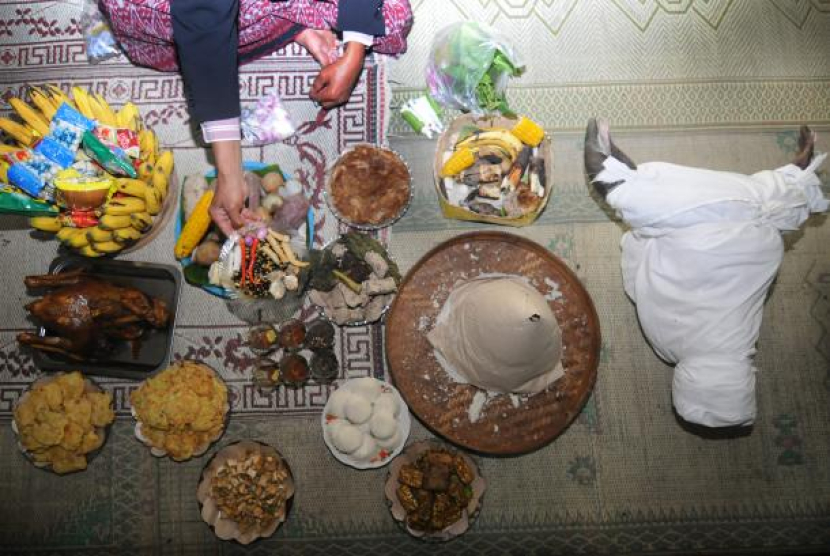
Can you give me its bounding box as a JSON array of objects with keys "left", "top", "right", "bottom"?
[
  {"left": 0, "top": 185, "right": 59, "bottom": 215},
  {"left": 81, "top": 130, "right": 137, "bottom": 178}
]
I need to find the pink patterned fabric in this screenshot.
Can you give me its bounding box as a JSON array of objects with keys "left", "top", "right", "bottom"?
[{"left": 100, "top": 0, "right": 413, "bottom": 72}]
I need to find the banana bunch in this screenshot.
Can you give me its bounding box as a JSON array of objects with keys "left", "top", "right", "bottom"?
[
  {"left": 440, "top": 127, "right": 526, "bottom": 177},
  {"left": 4, "top": 84, "right": 176, "bottom": 258}
]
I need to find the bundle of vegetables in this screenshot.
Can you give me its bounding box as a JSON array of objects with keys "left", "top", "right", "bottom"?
[
  {"left": 0, "top": 84, "right": 173, "bottom": 257},
  {"left": 426, "top": 21, "right": 524, "bottom": 116},
  {"left": 439, "top": 116, "right": 546, "bottom": 218}
]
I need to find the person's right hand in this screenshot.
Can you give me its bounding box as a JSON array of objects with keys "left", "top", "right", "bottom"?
[
  {"left": 295, "top": 28, "right": 338, "bottom": 66},
  {"left": 208, "top": 140, "right": 257, "bottom": 236}
]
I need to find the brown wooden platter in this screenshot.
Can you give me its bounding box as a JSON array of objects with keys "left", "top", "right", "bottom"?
[{"left": 385, "top": 231, "right": 601, "bottom": 455}]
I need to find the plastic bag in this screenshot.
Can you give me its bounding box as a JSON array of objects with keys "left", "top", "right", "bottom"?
[
  {"left": 79, "top": 0, "right": 121, "bottom": 64},
  {"left": 241, "top": 92, "right": 296, "bottom": 146},
  {"left": 426, "top": 21, "right": 524, "bottom": 115}
]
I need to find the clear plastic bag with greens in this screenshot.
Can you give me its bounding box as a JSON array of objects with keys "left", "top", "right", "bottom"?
[
  {"left": 426, "top": 21, "right": 524, "bottom": 115},
  {"left": 79, "top": 0, "right": 121, "bottom": 64}
]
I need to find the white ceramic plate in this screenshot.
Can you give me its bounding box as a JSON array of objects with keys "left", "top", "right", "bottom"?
[{"left": 321, "top": 377, "right": 411, "bottom": 469}]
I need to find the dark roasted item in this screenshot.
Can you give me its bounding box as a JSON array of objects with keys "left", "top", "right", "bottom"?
[
  {"left": 330, "top": 145, "right": 410, "bottom": 225},
  {"left": 397, "top": 448, "right": 476, "bottom": 533},
  {"left": 18, "top": 270, "right": 170, "bottom": 360}
]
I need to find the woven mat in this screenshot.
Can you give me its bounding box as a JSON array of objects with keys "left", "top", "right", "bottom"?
[{"left": 2, "top": 1, "right": 830, "bottom": 555}]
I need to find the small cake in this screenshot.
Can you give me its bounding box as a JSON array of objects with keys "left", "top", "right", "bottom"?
[
  {"left": 350, "top": 377, "right": 383, "bottom": 402},
  {"left": 344, "top": 395, "right": 372, "bottom": 425},
  {"left": 331, "top": 422, "right": 363, "bottom": 454},
  {"left": 326, "top": 389, "right": 353, "bottom": 418},
  {"left": 370, "top": 411, "right": 397, "bottom": 440},
  {"left": 352, "top": 433, "right": 378, "bottom": 462},
  {"left": 373, "top": 392, "right": 399, "bottom": 418}
]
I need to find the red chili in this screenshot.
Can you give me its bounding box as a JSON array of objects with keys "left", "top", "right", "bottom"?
[
  {"left": 239, "top": 237, "right": 247, "bottom": 287},
  {"left": 248, "top": 238, "right": 259, "bottom": 283}
]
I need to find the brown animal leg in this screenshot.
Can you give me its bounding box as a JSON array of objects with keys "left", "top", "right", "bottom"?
[
  {"left": 24, "top": 269, "right": 86, "bottom": 289},
  {"left": 17, "top": 332, "right": 83, "bottom": 361},
  {"left": 792, "top": 125, "right": 815, "bottom": 170}
]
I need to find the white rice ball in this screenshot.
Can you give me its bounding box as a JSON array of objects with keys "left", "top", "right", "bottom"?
[
  {"left": 352, "top": 433, "right": 378, "bottom": 462},
  {"left": 373, "top": 392, "right": 400, "bottom": 418},
  {"left": 350, "top": 377, "right": 383, "bottom": 402},
  {"left": 330, "top": 422, "right": 362, "bottom": 454},
  {"left": 344, "top": 395, "right": 373, "bottom": 425},
  {"left": 369, "top": 410, "right": 397, "bottom": 440},
  {"left": 326, "top": 388, "right": 353, "bottom": 418}
]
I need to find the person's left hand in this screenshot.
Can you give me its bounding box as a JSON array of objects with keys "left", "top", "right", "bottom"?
[{"left": 310, "top": 42, "right": 366, "bottom": 109}]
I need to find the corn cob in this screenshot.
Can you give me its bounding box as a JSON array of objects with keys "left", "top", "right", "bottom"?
[
  {"left": 440, "top": 148, "right": 476, "bottom": 177},
  {"left": 511, "top": 116, "right": 545, "bottom": 147},
  {"left": 174, "top": 190, "right": 214, "bottom": 259}
]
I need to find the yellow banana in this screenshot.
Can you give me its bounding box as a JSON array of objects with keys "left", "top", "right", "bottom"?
[
  {"left": 86, "top": 226, "right": 114, "bottom": 243},
  {"left": 57, "top": 227, "right": 78, "bottom": 242},
  {"left": 139, "top": 129, "right": 157, "bottom": 164},
  {"left": 113, "top": 227, "right": 142, "bottom": 243},
  {"left": 0, "top": 161, "right": 8, "bottom": 182},
  {"left": 28, "top": 89, "right": 58, "bottom": 121},
  {"left": 116, "top": 102, "right": 141, "bottom": 131},
  {"left": 137, "top": 161, "right": 154, "bottom": 182},
  {"left": 155, "top": 150, "right": 174, "bottom": 178},
  {"left": 46, "top": 84, "right": 74, "bottom": 109},
  {"left": 78, "top": 245, "right": 105, "bottom": 258},
  {"left": 29, "top": 216, "right": 63, "bottom": 233},
  {"left": 71, "top": 86, "right": 95, "bottom": 120},
  {"left": 144, "top": 187, "right": 162, "bottom": 215},
  {"left": 99, "top": 214, "right": 133, "bottom": 230},
  {"left": 63, "top": 229, "right": 90, "bottom": 248},
  {"left": 0, "top": 144, "right": 22, "bottom": 154},
  {"left": 116, "top": 178, "right": 151, "bottom": 198},
  {"left": 455, "top": 129, "right": 523, "bottom": 161},
  {"left": 8, "top": 98, "right": 50, "bottom": 137},
  {"left": 130, "top": 211, "right": 153, "bottom": 231},
  {"left": 105, "top": 197, "right": 146, "bottom": 215},
  {"left": 92, "top": 241, "right": 124, "bottom": 254},
  {"left": 93, "top": 93, "right": 117, "bottom": 127},
  {"left": 151, "top": 171, "right": 168, "bottom": 198},
  {"left": 0, "top": 118, "right": 34, "bottom": 146}
]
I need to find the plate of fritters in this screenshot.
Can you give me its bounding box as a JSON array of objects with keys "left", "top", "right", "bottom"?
[
  {"left": 131, "top": 360, "right": 229, "bottom": 461},
  {"left": 384, "top": 440, "right": 486, "bottom": 542},
  {"left": 325, "top": 144, "right": 412, "bottom": 230},
  {"left": 12, "top": 371, "right": 115, "bottom": 475},
  {"left": 197, "top": 440, "right": 295, "bottom": 544}
]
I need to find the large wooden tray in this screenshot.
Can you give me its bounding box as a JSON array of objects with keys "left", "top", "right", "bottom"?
[{"left": 385, "top": 231, "right": 600, "bottom": 455}]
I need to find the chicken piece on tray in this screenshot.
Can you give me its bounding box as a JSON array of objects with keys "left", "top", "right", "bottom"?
[{"left": 17, "top": 269, "right": 170, "bottom": 360}]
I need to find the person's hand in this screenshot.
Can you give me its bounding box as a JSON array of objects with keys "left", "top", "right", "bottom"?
[
  {"left": 310, "top": 42, "right": 366, "bottom": 109},
  {"left": 208, "top": 140, "right": 257, "bottom": 236},
  {"left": 295, "top": 28, "right": 338, "bottom": 66}
]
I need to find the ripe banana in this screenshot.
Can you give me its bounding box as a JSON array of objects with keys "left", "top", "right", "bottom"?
[
  {"left": 93, "top": 93, "right": 117, "bottom": 127},
  {"left": 137, "top": 161, "right": 154, "bottom": 182},
  {"left": 91, "top": 241, "right": 124, "bottom": 254},
  {"left": 71, "top": 86, "right": 95, "bottom": 120},
  {"left": 155, "top": 150, "right": 174, "bottom": 178},
  {"left": 113, "top": 227, "right": 142, "bottom": 243},
  {"left": 99, "top": 214, "right": 133, "bottom": 230},
  {"left": 87, "top": 226, "right": 114, "bottom": 243},
  {"left": 30, "top": 216, "right": 63, "bottom": 233},
  {"left": 56, "top": 227, "right": 78, "bottom": 242},
  {"left": 0, "top": 117, "right": 34, "bottom": 146},
  {"left": 78, "top": 245, "right": 105, "bottom": 258},
  {"left": 455, "top": 129, "right": 523, "bottom": 161},
  {"left": 116, "top": 178, "right": 151, "bottom": 198},
  {"left": 0, "top": 161, "right": 8, "bottom": 182},
  {"left": 45, "top": 84, "right": 74, "bottom": 110},
  {"left": 29, "top": 89, "right": 58, "bottom": 121},
  {"left": 139, "top": 129, "right": 157, "bottom": 164},
  {"left": 130, "top": 211, "right": 153, "bottom": 231},
  {"left": 0, "top": 144, "right": 21, "bottom": 154},
  {"left": 151, "top": 171, "right": 168, "bottom": 198},
  {"left": 8, "top": 98, "right": 50, "bottom": 137},
  {"left": 145, "top": 187, "right": 162, "bottom": 215},
  {"left": 117, "top": 102, "right": 141, "bottom": 131},
  {"left": 63, "top": 228, "right": 90, "bottom": 248},
  {"left": 105, "top": 197, "right": 146, "bottom": 215}
]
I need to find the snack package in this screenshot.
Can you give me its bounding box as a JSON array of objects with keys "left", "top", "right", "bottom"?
[
  {"left": 93, "top": 125, "right": 140, "bottom": 159},
  {"left": 0, "top": 185, "right": 59, "bottom": 215},
  {"left": 35, "top": 137, "right": 75, "bottom": 169},
  {"left": 50, "top": 104, "right": 94, "bottom": 153},
  {"left": 426, "top": 21, "right": 524, "bottom": 115},
  {"left": 241, "top": 92, "right": 296, "bottom": 146},
  {"left": 79, "top": 0, "right": 121, "bottom": 64},
  {"left": 82, "top": 131, "right": 137, "bottom": 177},
  {"left": 7, "top": 152, "right": 60, "bottom": 200}
]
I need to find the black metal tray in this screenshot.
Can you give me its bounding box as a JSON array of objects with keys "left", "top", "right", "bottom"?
[{"left": 29, "top": 256, "right": 181, "bottom": 380}]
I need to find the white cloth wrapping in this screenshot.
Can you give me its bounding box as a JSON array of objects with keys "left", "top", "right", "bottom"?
[{"left": 597, "top": 153, "right": 828, "bottom": 427}]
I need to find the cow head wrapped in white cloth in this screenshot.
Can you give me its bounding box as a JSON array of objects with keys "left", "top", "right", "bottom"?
[{"left": 585, "top": 119, "right": 828, "bottom": 427}]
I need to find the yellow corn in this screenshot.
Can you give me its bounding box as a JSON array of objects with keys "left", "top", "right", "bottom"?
[
  {"left": 174, "top": 190, "right": 214, "bottom": 259},
  {"left": 511, "top": 116, "right": 545, "bottom": 147},
  {"left": 440, "top": 148, "right": 476, "bottom": 177}
]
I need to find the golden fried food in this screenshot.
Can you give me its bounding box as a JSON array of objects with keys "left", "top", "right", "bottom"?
[
  {"left": 131, "top": 361, "right": 228, "bottom": 462},
  {"left": 13, "top": 372, "right": 114, "bottom": 474}
]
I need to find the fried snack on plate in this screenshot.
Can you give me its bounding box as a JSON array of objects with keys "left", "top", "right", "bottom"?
[
  {"left": 12, "top": 371, "right": 115, "bottom": 474},
  {"left": 131, "top": 361, "right": 229, "bottom": 462}
]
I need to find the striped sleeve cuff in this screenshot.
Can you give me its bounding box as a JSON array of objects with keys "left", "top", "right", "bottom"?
[{"left": 201, "top": 117, "right": 242, "bottom": 143}]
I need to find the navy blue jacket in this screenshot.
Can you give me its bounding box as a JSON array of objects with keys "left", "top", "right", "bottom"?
[{"left": 170, "top": 0, "right": 384, "bottom": 125}]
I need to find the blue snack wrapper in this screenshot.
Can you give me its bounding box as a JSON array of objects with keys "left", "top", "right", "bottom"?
[
  {"left": 54, "top": 103, "right": 96, "bottom": 132},
  {"left": 35, "top": 137, "right": 75, "bottom": 169}
]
